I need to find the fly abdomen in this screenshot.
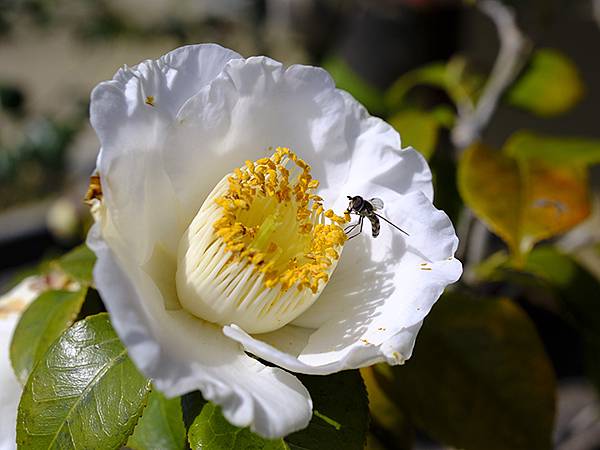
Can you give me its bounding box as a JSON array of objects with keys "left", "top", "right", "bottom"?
[{"left": 368, "top": 215, "right": 380, "bottom": 238}]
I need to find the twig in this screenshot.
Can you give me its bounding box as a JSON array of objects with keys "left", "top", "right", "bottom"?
[
  {"left": 454, "top": 0, "right": 530, "bottom": 279},
  {"left": 451, "top": 0, "right": 531, "bottom": 149},
  {"left": 594, "top": 0, "right": 600, "bottom": 30}
]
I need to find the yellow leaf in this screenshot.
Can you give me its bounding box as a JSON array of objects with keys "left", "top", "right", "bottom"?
[
  {"left": 458, "top": 143, "right": 590, "bottom": 263},
  {"left": 521, "top": 158, "right": 590, "bottom": 246}
]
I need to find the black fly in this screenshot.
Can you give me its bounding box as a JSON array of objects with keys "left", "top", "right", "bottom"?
[{"left": 344, "top": 195, "right": 409, "bottom": 240}]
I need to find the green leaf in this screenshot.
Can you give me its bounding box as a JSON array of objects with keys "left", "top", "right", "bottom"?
[
  {"left": 188, "top": 403, "right": 288, "bottom": 450},
  {"left": 323, "top": 57, "right": 386, "bottom": 115},
  {"left": 287, "top": 371, "right": 369, "bottom": 450},
  {"left": 504, "top": 130, "right": 600, "bottom": 166},
  {"left": 53, "top": 244, "right": 96, "bottom": 285},
  {"left": 507, "top": 48, "right": 584, "bottom": 117},
  {"left": 17, "top": 313, "right": 151, "bottom": 449},
  {"left": 389, "top": 110, "right": 439, "bottom": 159},
  {"left": 10, "top": 288, "right": 87, "bottom": 385},
  {"left": 375, "top": 292, "right": 556, "bottom": 450},
  {"left": 476, "top": 246, "right": 600, "bottom": 396},
  {"left": 128, "top": 389, "right": 186, "bottom": 450},
  {"left": 458, "top": 143, "right": 590, "bottom": 262},
  {"left": 430, "top": 105, "right": 456, "bottom": 129},
  {"left": 386, "top": 58, "right": 482, "bottom": 112}
]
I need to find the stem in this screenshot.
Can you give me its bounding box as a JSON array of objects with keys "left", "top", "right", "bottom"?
[{"left": 451, "top": 0, "right": 531, "bottom": 150}]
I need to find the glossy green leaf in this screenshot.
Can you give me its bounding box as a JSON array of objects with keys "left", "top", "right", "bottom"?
[
  {"left": 375, "top": 292, "right": 556, "bottom": 450},
  {"left": 458, "top": 143, "right": 590, "bottom": 262},
  {"left": 53, "top": 244, "right": 96, "bottom": 285},
  {"left": 323, "top": 57, "right": 385, "bottom": 115},
  {"left": 10, "top": 288, "right": 87, "bottom": 385},
  {"left": 188, "top": 403, "right": 287, "bottom": 450},
  {"left": 507, "top": 48, "right": 584, "bottom": 117},
  {"left": 17, "top": 313, "right": 151, "bottom": 449},
  {"left": 389, "top": 110, "right": 439, "bottom": 159},
  {"left": 128, "top": 389, "right": 186, "bottom": 450},
  {"left": 504, "top": 130, "right": 600, "bottom": 166},
  {"left": 287, "top": 371, "right": 369, "bottom": 450}
]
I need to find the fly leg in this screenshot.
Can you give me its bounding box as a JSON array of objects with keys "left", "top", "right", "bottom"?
[
  {"left": 347, "top": 216, "right": 364, "bottom": 240},
  {"left": 344, "top": 220, "right": 360, "bottom": 234}
]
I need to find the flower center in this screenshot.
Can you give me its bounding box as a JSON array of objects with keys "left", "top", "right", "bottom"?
[{"left": 176, "top": 147, "right": 347, "bottom": 334}]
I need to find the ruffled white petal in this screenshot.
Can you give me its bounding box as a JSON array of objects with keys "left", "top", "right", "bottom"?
[
  {"left": 165, "top": 56, "right": 412, "bottom": 223},
  {"left": 0, "top": 277, "right": 47, "bottom": 450},
  {"left": 90, "top": 44, "right": 242, "bottom": 263},
  {"left": 335, "top": 89, "right": 433, "bottom": 202},
  {"left": 87, "top": 226, "right": 312, "bottom": 438}
]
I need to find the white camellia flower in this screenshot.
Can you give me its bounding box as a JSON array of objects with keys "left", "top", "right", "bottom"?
[{"left": 87, "top": 44, "right": 462, "bottom": 438}]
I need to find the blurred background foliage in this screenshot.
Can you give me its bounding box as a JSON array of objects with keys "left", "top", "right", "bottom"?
[{"left": 1, "top": 0, "right": 600, "bottom": 449}]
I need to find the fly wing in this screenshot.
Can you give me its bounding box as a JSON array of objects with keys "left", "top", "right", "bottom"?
[{"left": 369, "top": 198, "right": 384, "bottom": 210}]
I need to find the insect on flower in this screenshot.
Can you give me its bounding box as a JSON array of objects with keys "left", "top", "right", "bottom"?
[{"left": 344, "top": 195, "right": 409, "bottom": 239}]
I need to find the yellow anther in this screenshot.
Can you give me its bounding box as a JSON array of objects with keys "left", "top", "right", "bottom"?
[
  {"left": 212, "top": 147, "right": 346, "bottom": 293},
  {"left": 251, "top": 253, "right": 265, "bottom": 265}
]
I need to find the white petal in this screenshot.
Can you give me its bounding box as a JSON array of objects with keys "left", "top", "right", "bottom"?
[
  {"left": 90, "top": 44, "right": 241, "bottom": 263},
  {"left": 0, "top": 277, "right": 47, "bottom": 450},
  {"left": 335, "top": 89, "right": 433, "bottom": 202},
  {"left": 224, "top": 188, "right": 461, "bottom": 375},
  {"left": 87, "top": 226, "right": 312, "bottom": 438}
]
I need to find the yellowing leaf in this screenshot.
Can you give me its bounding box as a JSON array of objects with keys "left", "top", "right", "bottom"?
[
  {"left": 459, "top": 143, "right": 521, "bottom": 254},
  {"left": 507, "top": 48, "right": 584, "bottom": 117},
  {"left": 458, "top": 143, "right": 590, "bottom": 262},
  {"left": 520, "top": 158, "right": 590, "bottom": 247},
  {"left": 389, "top": 110, "right": 439, "bottom": 159}
]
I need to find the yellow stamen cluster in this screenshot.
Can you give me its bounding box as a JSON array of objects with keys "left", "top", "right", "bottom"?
[{"left": 213, "top": 147, "right": 347, "bottom": 293}]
